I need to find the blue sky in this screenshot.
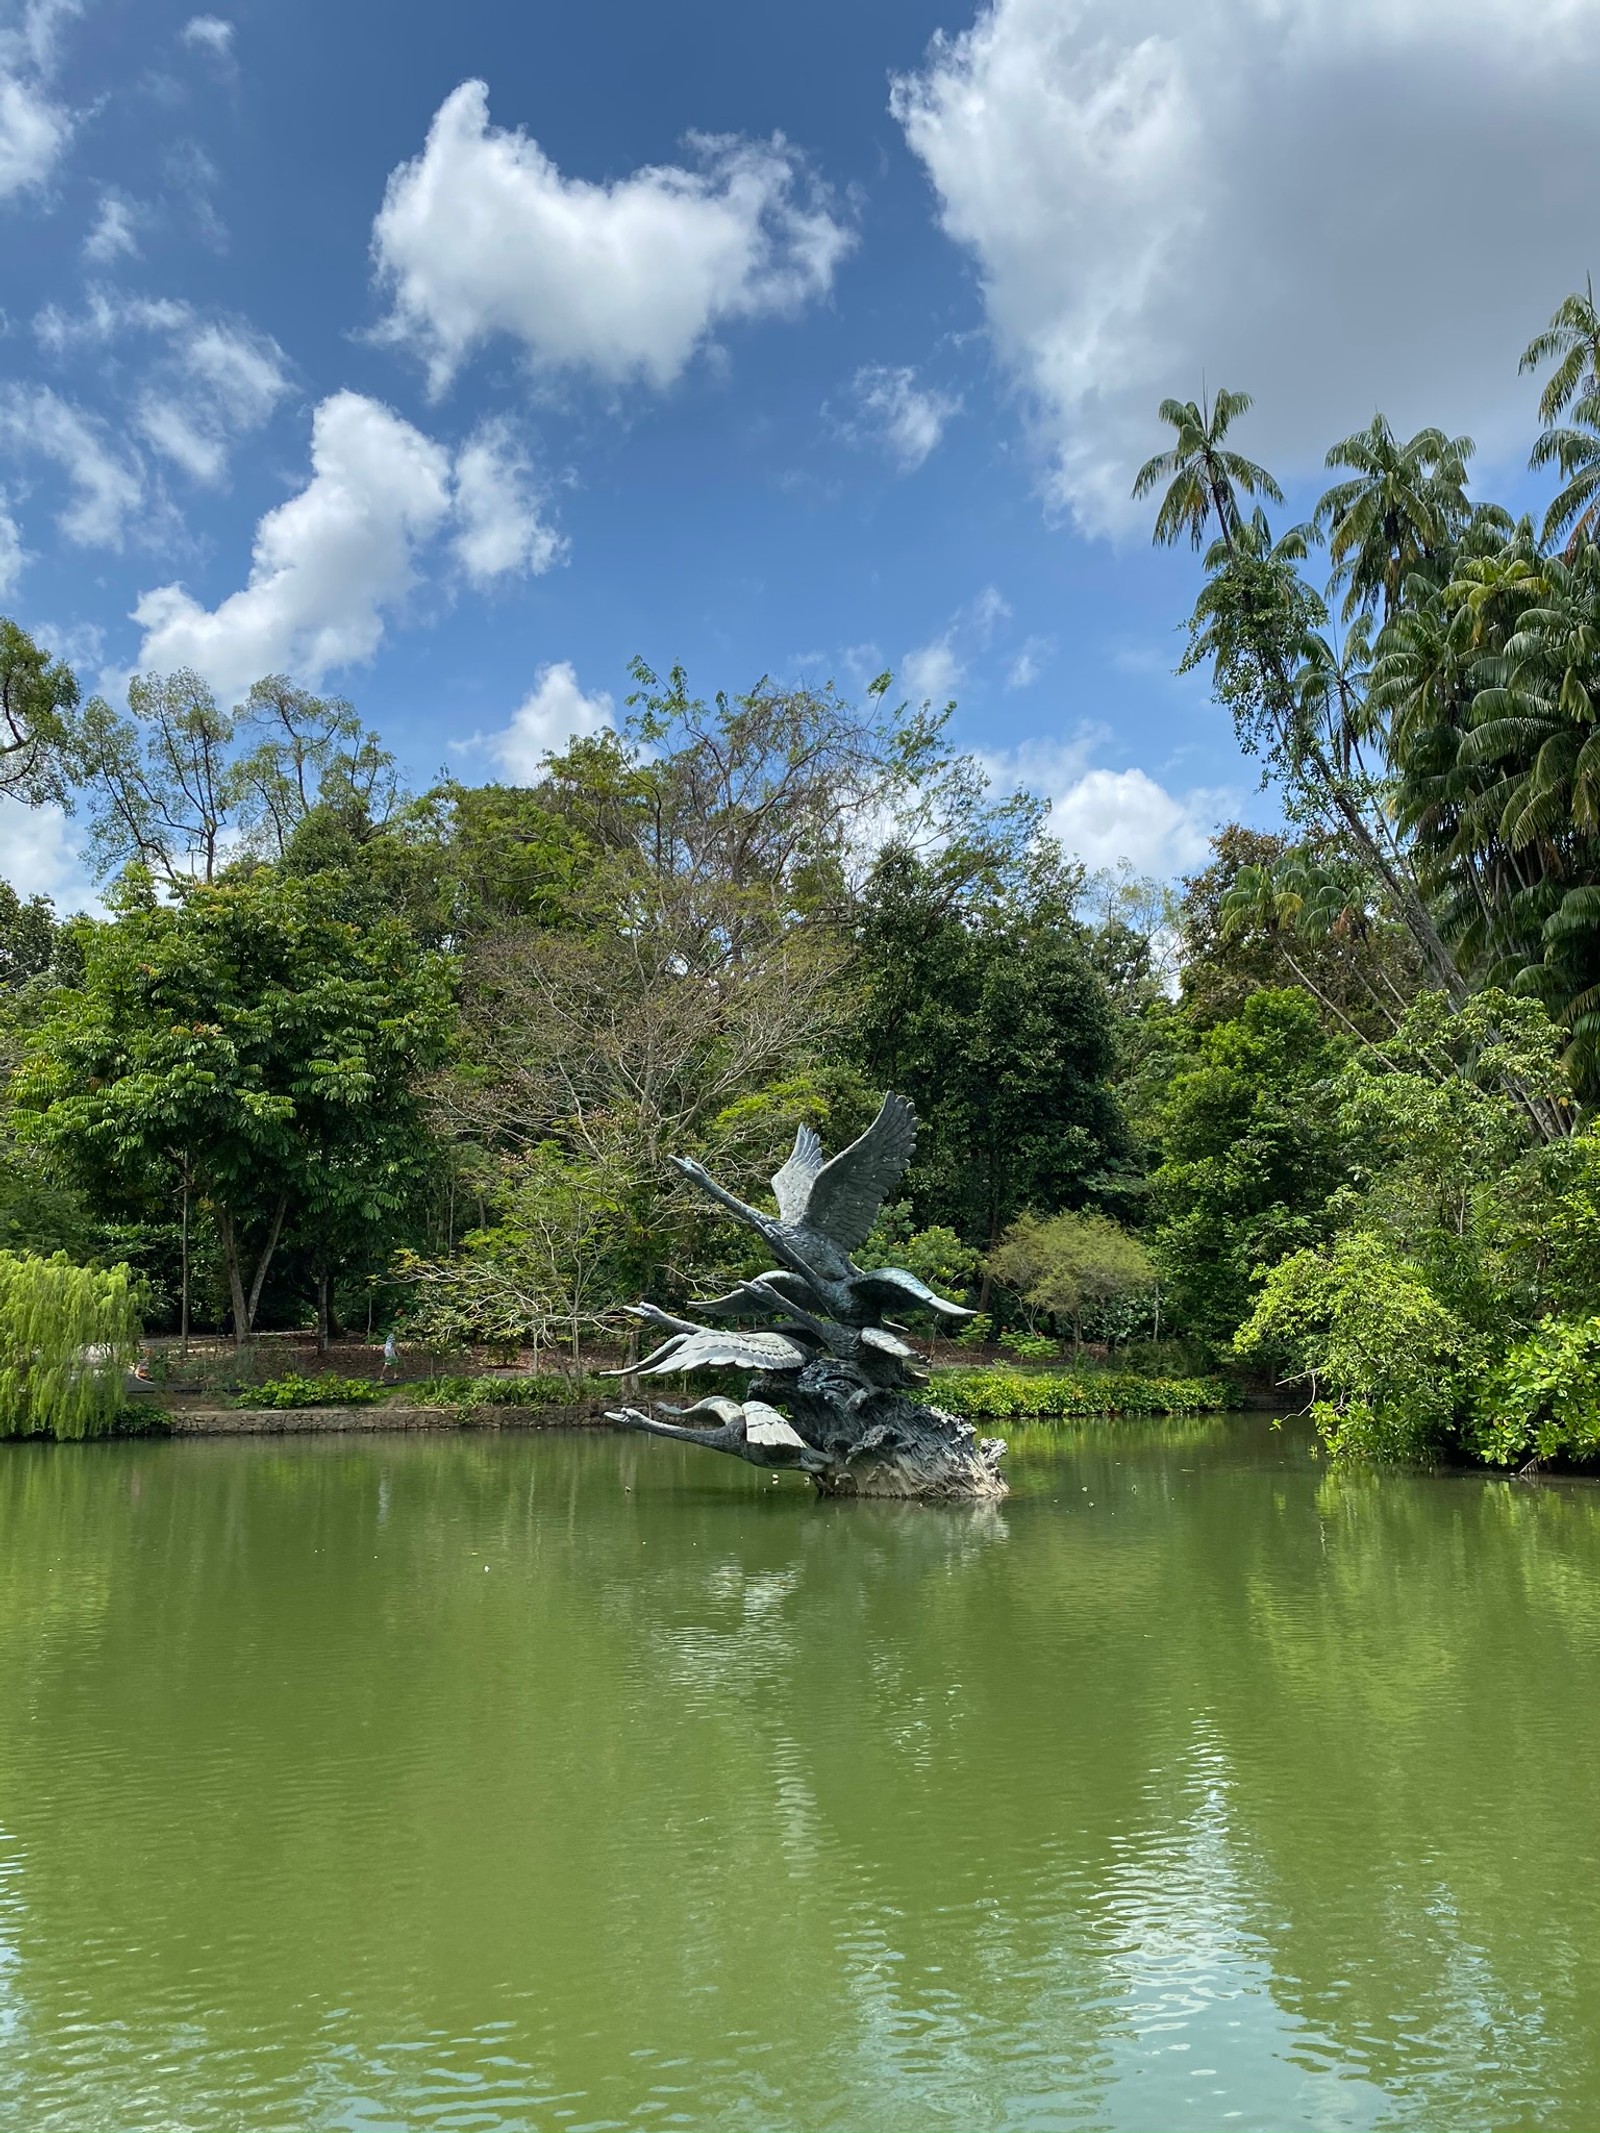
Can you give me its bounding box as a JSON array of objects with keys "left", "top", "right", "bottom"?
[{"left": 3, "top": 0, "right": 1598, "bottom": 907}]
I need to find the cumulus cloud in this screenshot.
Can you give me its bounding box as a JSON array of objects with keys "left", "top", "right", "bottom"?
[
  {"left": 133, "top": 391, "right": 452, "bottom": 697},
  {"left": 894, "top": 0, "right": 1600, "bottom": 531},
  {"left": 838, "top": 363, "right": 960, "bottom": 471},
  {"left": 452, "top": 418, "right": 565, "bottom": 584},
  {"left": 372, "top": 79, "right": 853, "bottom": 394},
  {"left": 0, "top": 796, "right": 96, "bottom": 909},
  {"left": 489, "top": 662, "right": 613, "bottom": 778},
  {"left": 989, "top": 730, "right": 1233, "bottom": 873},
  {"left": 0, "top": 386, "right": 143, "bottom": 546}
]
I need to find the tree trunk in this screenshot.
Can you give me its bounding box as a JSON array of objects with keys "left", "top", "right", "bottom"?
[
  {"left": 213, "top": 1196, "right": 289, "bottom": 1348},
  {"left": 214, "top": 1206, "right": 249, "bottom": 1348},
  {"left": 315, "top": 1268, "right": 330, "bottom": 1355}
]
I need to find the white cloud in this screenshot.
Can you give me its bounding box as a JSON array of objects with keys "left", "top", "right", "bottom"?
[
  {"left": 372, "top": 79, "right": 853, "bottom": 394},
  {"left": 902, "top": 583, "right": 1011, "bottom": 702},
  {"left": 0, "top": 71, "right": 66, "bottom": 197},
  {"left": 903, "top": 633, "right": 962, "bottom": 704},
  {"left": 0, "top": 386, "right": 143, "bottom": 546},
  {"left": 0, "top": 0, "right": 79, "bottom": 200},
  {"left": 989, "top": 731, "right": 1233, "bottom": 873},
  {"left": 180, "top": 15, "right": 233, "bottom": 56},
  {"left": 0, "top": 498, "right": 22, "bottom": 594},
  {"left": 0, "top": 796, "right": 96, "bottom": 910},
  {"left": 133, "top": 391, "right": 452, "bottom": 697},
  {"left": 489, "top": 662, "right": 613, "bottom": 778},
  {"left": 452, "top": 418, "right": 565, "bottom": 583},
  {"left": 894, "top": 0, "right": 1600, "bottom": 532},
  {"left": 839, "top": 363, "right": 960, "bottom": 471},
  {"left": 1007, "top": 636, "right": 1051, "bottom": 689},
  {"left": 83, "top": 190, "right": 140, "bottom": 262},
  {"left": 34, "top": 291, "right": 289, "bottom": 488},
  {"left": 134, "top": 317, "right": 290, "bottom": 485}
]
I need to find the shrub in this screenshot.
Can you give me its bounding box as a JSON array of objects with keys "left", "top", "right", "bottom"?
[
  {"left": 931, "top": 1367, "right": 1234, "bottom": 1419},
  {"left": 411, "top": 1372, "right": 610, "bottom": 1412},
  {"left": 1233, "top": 1231, "right": 1474, "bottom": 1461},
  {"left": 998, "top": 1329, "right": 1061, "bottom": 1360},
  {"left": 1470, "top": 1317, "right": 1600, "bottom": 1467},
  {"left": 241, "top": 1373, "right": 384, "bottom": 1410}
]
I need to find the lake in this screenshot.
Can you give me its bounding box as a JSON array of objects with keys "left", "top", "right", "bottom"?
[{"left": 1, "top": 1417, "right": 1597, "bottom": 2132}]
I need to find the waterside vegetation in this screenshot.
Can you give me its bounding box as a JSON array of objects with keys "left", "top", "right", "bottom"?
[{"left": 10, "top": 289, "right": 1600, "bottom": 1466}]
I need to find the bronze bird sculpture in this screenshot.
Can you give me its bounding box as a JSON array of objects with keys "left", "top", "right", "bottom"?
[{"left": 669, "top": 1093, "right": 974, "bottom": 1325}]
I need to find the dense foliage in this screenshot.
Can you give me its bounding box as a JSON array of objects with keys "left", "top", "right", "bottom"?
[
  {"left": 0, "top": 1251, "right": 142, "bottom": 1439},
  {"left": 9, "top": 282, "right": 1600, "bottom": 1471}
]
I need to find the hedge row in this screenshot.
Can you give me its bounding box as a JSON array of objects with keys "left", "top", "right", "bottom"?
[
  {"left": 930, "top": 1368, "right": 1237, "bottom": 1419},
  {"left": 412, "top": 1373, "right": 614, "bottom": 1411}
]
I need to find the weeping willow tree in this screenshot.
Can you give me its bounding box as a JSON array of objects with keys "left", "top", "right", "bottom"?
[{"left": 0, "top": 1252, "right": 142, "bottom": 1439}]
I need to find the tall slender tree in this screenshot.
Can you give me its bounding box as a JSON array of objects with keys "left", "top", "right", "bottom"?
[{"left": 1132, "top": 389, "right": 1283, "bottom": 553}]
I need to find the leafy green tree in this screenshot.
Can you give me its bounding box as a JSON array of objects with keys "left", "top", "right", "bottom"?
[
  {"left": 852, "top": 846, "right": 1130, "bottom": 1251},
  {"left": 74, "top": 670, "right": 236, "bottom": 884},
  {"left": 1150, "top": 989, "right": 1348, "bottom": 1349},
  {"left": 399, "top": 1141, "right": 629, "bottom": 1366},
  {"left": 1470, "top": 1315, "right": 1600, "bottom": 1468},
  {"left": 12, "top": 870, "right": 454, "bottom": 1344},
  {"left": 985, "top": 1209, "right": 1154, "bottom": 1351},
  {"left": 0, "top": 619, "right": 81, "bottom": 808},
  {"left": 1234, "top": 1230, "right": 1475, "bottom": 1462},
  {"left": 72, "top": 669, "right": 400, "bottom": 887},
  {"left": 854, "top": 1205, "right": 979, "bottom": 1299}
]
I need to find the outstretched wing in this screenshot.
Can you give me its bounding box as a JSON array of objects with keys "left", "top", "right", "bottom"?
[
  {"left": 852, "top": 1265, "right": 975, "bottom": 1320},
  {"left": 634, "top": 1327, "right": 808, "bottom": 1378},
  {"left": 742, "top": 1401, "right": 809, "bottom": 1451},
  {"left": 772, "top": 1123, "right": 825, "bottom": 1224},
  {"left": 801, "top": 1093, "right": 917, "bottom": 1252}
]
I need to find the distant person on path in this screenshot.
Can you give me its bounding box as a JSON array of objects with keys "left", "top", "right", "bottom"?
[{"left": 382, "top": 1332, "right": 399, "bottom": 1380}]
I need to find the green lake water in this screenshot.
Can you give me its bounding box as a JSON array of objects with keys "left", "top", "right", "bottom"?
[{"left": 1, "top": 1417, "right": 1598, "bottom": 2132}]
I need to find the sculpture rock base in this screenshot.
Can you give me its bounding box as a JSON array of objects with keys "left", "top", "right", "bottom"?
[{"left": 611, "top": 1359, "right": 1007, "bottom": 1502}]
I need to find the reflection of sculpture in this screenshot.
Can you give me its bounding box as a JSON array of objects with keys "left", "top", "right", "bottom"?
[{"left": 608, "top": 1095, "right": 1007, "bottom": 1499}]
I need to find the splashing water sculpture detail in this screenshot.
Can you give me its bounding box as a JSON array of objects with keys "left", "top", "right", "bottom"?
[{"left": 607, "top": 1094, "right": 1008, "bottom": 1499}]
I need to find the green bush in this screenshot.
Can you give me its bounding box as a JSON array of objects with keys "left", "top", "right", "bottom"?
[
  {"left": 1470, "top": 1317, "right": 1600, "bottom": 1466},
  {"left": 240, "top": 1373, "right": 384, "bottom": 1410},
  {"left": 998, "top": 1329, "right": 1061, "bottom": 1360},
  {"left": 931, "top": 1367, "right": 1235, "bottom": 1419},
  {"left": 108, "top": 1400, "right": 172, "bottom": 1436},
  {"left": 412, "top": 1372, "right": 610, "bottom": 1411},
  {"left": 1233, "top": 1231, "right": 1475, "bottom": 1462}
]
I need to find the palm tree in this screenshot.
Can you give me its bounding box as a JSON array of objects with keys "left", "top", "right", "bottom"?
[
  {"left": 1520, "top": 278, "right": 1600, "bottom": 426},
  {"left": 1315, "top": 416, "right": 1474, "bottom": 622},
  {"left": 1132, "top": 388, "right": 1282, "bottom": 552},
  {"left": 1529, "top": 400, "right": 1600, "bottom": 550},
  {"left": 1521, "top": 283, "right": 1600, "bottom": 552}
]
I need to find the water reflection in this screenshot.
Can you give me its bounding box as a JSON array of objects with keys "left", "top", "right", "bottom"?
[{"left": 0, "top": 1424, "right": 1596, "bottom": 2129}]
